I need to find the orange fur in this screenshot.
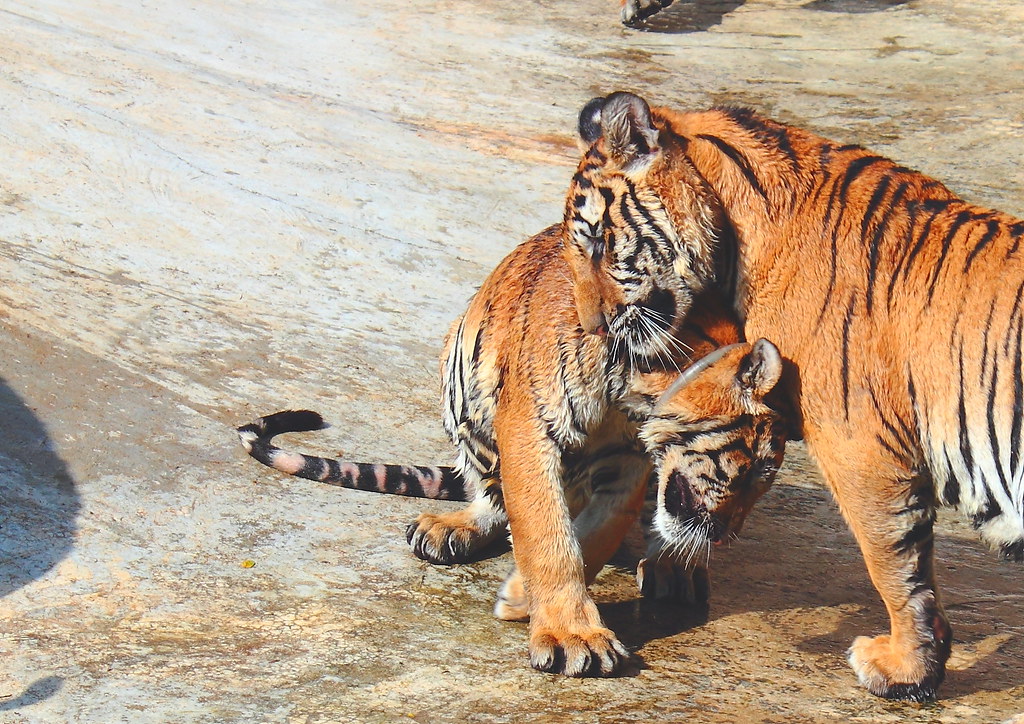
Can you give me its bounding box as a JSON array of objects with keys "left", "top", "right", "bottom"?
[
  {"left": 417, "top": 224, "right": 786, "bottom": 676},
  {"left": 566, "top": 91, "right": 1024, "bottom": 699}
]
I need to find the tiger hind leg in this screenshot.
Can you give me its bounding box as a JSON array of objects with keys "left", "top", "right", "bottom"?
[{"left": 813, "top": 437, "right": 951, "bottom": 701}]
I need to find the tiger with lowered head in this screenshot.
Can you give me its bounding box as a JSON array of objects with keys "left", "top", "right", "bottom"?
[
  {"left": 240, "top": 223, "right": 790, "bottom": 677},
  {"left": 560, "top": 90, "right": 1024, "bottom": 700}
]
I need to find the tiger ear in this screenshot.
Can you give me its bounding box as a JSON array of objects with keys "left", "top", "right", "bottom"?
[
  {"left": 600, "top": 92, "right": 661, "bottom": 171},
  {"left": 578, "top": 96, "right": 606, "bottom": 145},
  {"left": 737, "top": 338, "right": 783, "bottom": 400}
]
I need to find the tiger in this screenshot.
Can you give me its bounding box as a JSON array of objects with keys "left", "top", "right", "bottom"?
[
  {"left": 239, "top": 223, "right": 790, "bottom": 677},
  {"left": 561, "top": 90, "right": 1024, "bottom": 700}
]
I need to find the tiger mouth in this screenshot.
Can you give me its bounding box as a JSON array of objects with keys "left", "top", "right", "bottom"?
[
  {"left": 654, "top": 509, "right": 749, "bottom": 567},
  {"left": 606, "top": 287, "right": 682, "bottom": 360}
]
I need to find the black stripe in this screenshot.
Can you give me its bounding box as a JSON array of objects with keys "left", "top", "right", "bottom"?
[
  {"left": 941, "top": 447, "right": 961, "bottom": 506},
  {"left": 814, "top": 179, "right": 845, "bottom": 326},
  {"left": 450, "top": 320, "right": 468, "bottom": 422},
  {"left": 621, "top": 179, "right": 672, "bottom": 265},
  {"left": 971, "top": 485, "right": 1002, "bottom": 527},
  {"left": 1007, "top": 221, "right": 1024, "bottom": 258},
  {"left": 573, "top": 172, "right": 593, "bottom": 190},
  {"left": 696, "top": 133, "right": 771, "bottom": 209},
  {"left": 957, "top": 343, "right": 975, "bottom": 475},
  {"left": 986, "top": 354, "right": 1013, "bottom": 500},
  {"left": 1011, "top": 315, "right": 1023, "bottom": 480},
  {"left": 838, "top": 155, "right": 889, "bottom": 203},
  {"left": 963, "top": 219, "right": 1000, "bottom": 274},
  {"left": 865, "top": 180, "right": 909, "bottom": 313},
  {"left": 722, "top": 107, "right": 802, "bottom": 176},
  {"left": 810, "top": 143, "right": 835, "bottom": 205},
  {"left": 1010, "top": 282, "right": 1024, "bottom": 333},
  {"left": 860, "top": 176, "right": 893, "bottom": 241},
  {"left": 542, "top": 418, "right": 563, "bottom": 446},
  {"left": 893, "top": 517, "right": 934, "bottom": 556},
  {"left": 381, "top": 463, "right": 402, "bottom": 493},
  {"left": 900, "top": 207, "right": 941, "bottom": 281},
  {"left": 841, "top": 296, "right": 857, "bottom": 419},
  {"left": 926, "top": 210, "right": 974, "bottom": 302},
  {"left": 885, "top": 200, "right": 919, "bottom": 308},
  {"left": 875, "top": 433, "right": 908, "bottom": 463},
  {"left": 980, "top": 299, "right": 997, "bottom": 379},
  {"left": 867, "top": 382, "right": 915, "bottom": 462}
]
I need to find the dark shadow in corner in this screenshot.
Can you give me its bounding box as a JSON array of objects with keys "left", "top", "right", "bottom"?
[
  {"left": 632, "top": 0, "right": 747, "bottom": 33},
  {"left": 0, "top": 378, "right": 79, "bottom": 598},
  {"left": 0, "top": 676, "right": 63, "bottom": 711}
]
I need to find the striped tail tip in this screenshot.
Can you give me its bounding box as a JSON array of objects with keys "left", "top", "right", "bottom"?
[{"left": 237, "top": 409, "right": 326, "bottom": 438}]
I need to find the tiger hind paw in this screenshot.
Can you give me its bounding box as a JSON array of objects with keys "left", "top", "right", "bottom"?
[{"left": 405, "top": 512, "right": 496, "bottom": 565}]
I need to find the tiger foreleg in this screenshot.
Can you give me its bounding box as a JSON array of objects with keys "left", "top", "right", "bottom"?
[
  {"left": 635, "top": 473, "right": 710, "bottom": 605},
  {"left": 494, "top": 410, "right": 629, "bottom": 677},
  {"left": 815, "top": 441, "right": 951, "bottom": 701},
  {"left": 494, "top": 455, "right": 650, "bottom": 623},
  {"left": 636, "top": 543, "right": 710, "bottom": 606}
]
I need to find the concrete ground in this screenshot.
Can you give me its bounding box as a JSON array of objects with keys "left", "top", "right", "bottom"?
[{"left": 0, "top": 0, "right": 1022, "bottom": 721}]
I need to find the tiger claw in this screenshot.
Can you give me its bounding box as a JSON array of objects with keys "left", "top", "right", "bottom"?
[
  {"left": 529, "top": 628, "right": 630, "bottom": 677},
  {"left": 405, "top": 513, "right": 488, "bottom": 565}
]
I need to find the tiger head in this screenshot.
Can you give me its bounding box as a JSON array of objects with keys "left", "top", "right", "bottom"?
[
  {"left": 562, "top": 92, "right": 724, "bottom": 363},
  {"left": 639, "top": 338, "right": 787, "bottom": 563}
]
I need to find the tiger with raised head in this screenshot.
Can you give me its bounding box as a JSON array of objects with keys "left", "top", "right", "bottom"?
[
  {"left": 560, "top": 90, "right": 1024, "bottom": 700},
  {"left": 240, "top": 223, "right": 790, "bottom": 677}
]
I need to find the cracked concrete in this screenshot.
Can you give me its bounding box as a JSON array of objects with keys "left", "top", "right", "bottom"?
[{"left": 0, "top": 0, "right": 1022, "bottom": 721}]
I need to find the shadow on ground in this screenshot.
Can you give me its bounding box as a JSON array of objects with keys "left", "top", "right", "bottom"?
[
  {"left": 634, "top": 0, "right": 911, "bottom": 33},
  {"left": 0, "top": 379, "right": 76, "bottom": 710},
  {"left": 0, "top": 378, "right": 79, "bottom": 598},
  {"left": 0, "top": 676, "right": 63, "bottom": 712},
  {"left": 636, "top": 0, "right": 748, "bottom": 32}
]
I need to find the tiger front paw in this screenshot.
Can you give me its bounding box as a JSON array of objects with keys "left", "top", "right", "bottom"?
[
  {"left": 529, "top": 624, "right": 630, "bottom": 677},
  {"left": 405, "top": 512, "right": 491, "bottom": 565},
  {"left": 847, "top": 634, "right": 947, "bottom": 702},
  {"left": 493, "top": 569, "right": 529, "bottom": 622},
  {"left": 636, "top": 557, "right": 709, "bottom": 606}
]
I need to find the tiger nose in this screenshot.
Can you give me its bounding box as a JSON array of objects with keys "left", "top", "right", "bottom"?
[
  {"left": 664, "top": 472, "right": 697, "bottom": 517},
  {"left": 583, "top": 309, "right": 608, "bottom": 336}
]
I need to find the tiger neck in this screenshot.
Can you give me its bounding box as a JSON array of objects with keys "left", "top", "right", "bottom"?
[{"left": 665, "top": 109, "right": 815, "bottom": 321}]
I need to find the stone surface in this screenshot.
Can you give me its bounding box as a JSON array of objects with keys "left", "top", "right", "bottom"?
[{"left": 0, "top": 0, "right": 1022, "bottom": 721}]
